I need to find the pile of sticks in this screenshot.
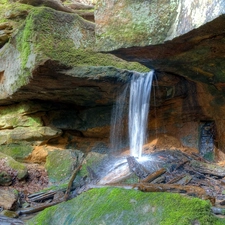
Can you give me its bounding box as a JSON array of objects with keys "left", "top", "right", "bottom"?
[{"left": 127, "top": 150, "right": 225, "bottom": 207}]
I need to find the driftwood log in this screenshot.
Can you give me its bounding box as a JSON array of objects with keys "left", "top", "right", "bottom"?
[
  {"left": 127, "top": 156, "right": 149, "bottom": 179},
  {"left": 28, "top": 190, "right": 58, "bottom": 202},
  {"left": 64, "top": 164, "right": 83, "bottom": 201}
]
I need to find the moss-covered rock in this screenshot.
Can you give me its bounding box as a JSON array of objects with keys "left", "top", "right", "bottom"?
[
  {"left": 0, "top": 6, "right": 148, "bottom": 106},
  {"left": 0, "top": 209, "right": 19, "bottom": 218},
  {"left": 26, "top": 187, "right": 225, "bottom": 225},
  {"left": 0, "top": 0, "right": 33, "bottom": 47},
  {"left": 0, "top": 152, "right": 27, "bottom": 180},
  {"left": 77, "top": 151, "right": 106, "bottom": 178},
  {"left": 0, "top": 102, "right": 43, "bottom": 129},
  {"left": 0, "top": 126, "right": 62, "bottom": 145},
  {"left": 45, "top": 149, "right": 84, "bottom": 184},
  {"left": 0, "top": 171, "right": 12, "bottom": 186},
  {"left": 0, "top": 142, "right": 33, "bottom": 161}
]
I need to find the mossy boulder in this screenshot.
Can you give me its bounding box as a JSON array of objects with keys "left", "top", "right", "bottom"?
[
  {"left": 0, "top": 152, "right": 28, "bottom": 180},
  {"left": 0, "top": 142, "right": 33, "bottom": 161},
  {"left": 26, "top": 187, "right": 225, "bottom": 225},
  {"left": 0, "top": 6, "right": 148, "bottom": 106},
  {"left": 45, "top": 149, "right": 84, "bottom": 184}
]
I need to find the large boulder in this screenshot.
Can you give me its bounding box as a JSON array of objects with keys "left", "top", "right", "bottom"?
[
  {"left": 95, "top": 0, "right": 225, "bottom": 51},
  {"left": 45, "top": 149, "right": 83, "bottom": 184},
  {"left": 26, "top": 187, "right": 224, "bottom": 225},
  {"left": 0, "top": 152, "right": 28, "bottom": 180},
  {"left": 0, "top": 6, "right": 147, "bottom": 106}
]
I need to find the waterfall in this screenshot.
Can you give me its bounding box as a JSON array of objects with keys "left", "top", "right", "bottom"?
[
  {"left": 129, "top": 71, "right": 154, "bottom": 158},
  {"left": 110, "top": 70, "right": 154, "bottom": 158},
  {"left": 110, "top": 85, "right": 129, "bottom": 153}
]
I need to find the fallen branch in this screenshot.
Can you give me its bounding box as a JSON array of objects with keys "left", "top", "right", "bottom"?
[
  {"left": 17, "top": 200, "right": 62, "bottom": 215},
  {"left": 189, "top": 160, "right": 225, "bottom": 177},
  {"left": 64, "top": 164, "right": 83, "bottom": 201},
  {"left": 141, "top": 168, "right": 166, "bottom": 183},
  {"left": 133, "top": 182, "right": 215, "bottom": 205},
  {"left": 28, "top": 190, "right": 57, "bottom": 202}
]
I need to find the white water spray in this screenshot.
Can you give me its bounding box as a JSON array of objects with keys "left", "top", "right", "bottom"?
[{"left": 129, "top": 71, "right": 154, "bottom": 158}]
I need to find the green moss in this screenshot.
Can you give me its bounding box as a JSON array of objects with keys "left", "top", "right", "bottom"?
[
  {"left": 0, "top": 143, "right": 33, "bottom": 161},
  {"left": 77, "top": 152, "right": 106, "bottom": 178},
  {"left": 20, "top": 7, "right": 148, "bottom": 72},
  {"left": 16, "top": 11, "right": 33, "bottom": 69},
  {"left": 0, "top": 171, "right": 12, "bottom": 185},
  {"left": 42, "top": 183, "right": 68, "bottom": 192},
  {"left": 45, "top": 150, "right": 80, "bottom": 184},
  {"left": 96, "top": 1, "right": 178, "bottom": 51},
  {"left": 0, "top": 0, "right": 8, "bottom": 5},
  {"left": 26, "top": 187, "right": 225, "bottom": 225},
  {"left": 0, "top": 152, "right": 27, "bottom": 179},
  {"left": 0, "top": 103, "right": 43, "bottom": 129},
  {"left": 0, "top": 2, "right": 33, "bottom": 23}
]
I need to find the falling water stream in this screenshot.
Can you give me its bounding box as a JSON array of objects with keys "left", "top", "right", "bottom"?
[
  {"left": 129, "top": 71, "right": 154, "bottom": 158},
  {"left": 110, "top": 70, "right": 154, "bottom": 159},
  {"left": 97, "top": 70, "right": 154, "bottom": 184}
]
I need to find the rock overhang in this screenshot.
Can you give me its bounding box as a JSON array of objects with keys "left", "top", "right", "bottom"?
[
  {"left": 0, "top": 6, "right": 148, "bottom": 106},
  {"left": 109, "top": 14, "right": 225, "bottom": 87}
]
